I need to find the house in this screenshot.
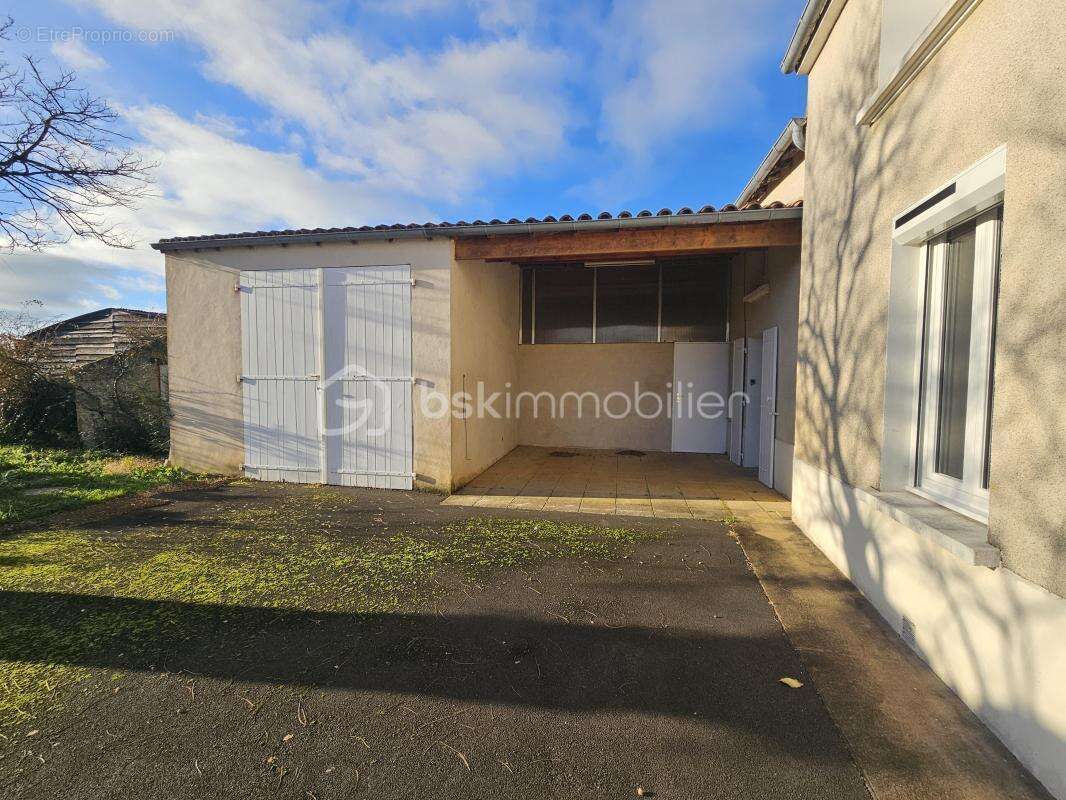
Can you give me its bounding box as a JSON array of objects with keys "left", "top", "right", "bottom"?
[
  {"left": 153, "top": 203, "right": 802, "bottom": 495},
  {"left": 27, "top": 308, "right": 168, "bottom": 449},
  {"left": 152, "top": 0, "right": 1065, "bottom": 793},
  {"left": 780, "top": 0, "right": 1066, "bottom": 796}
]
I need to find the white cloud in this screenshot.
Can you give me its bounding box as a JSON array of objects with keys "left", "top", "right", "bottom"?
[
  {"left": 472, "top": 0, "right": 538, "bottom": 31},
  {"left": 2, "top": 105, "right": 433, "bottom": 316},
  {"left": 54, "top": 103, "right": 434, "bottom": 263},
  {"left": 362, "top": 0, "right": 453, "bottom": 13},
  {"left": 358, "top": 0, "right": 534, "bottom": 30},
  {"left": 594, "top": 0, "right": 789, "bottom": 154},
  {"left": 78, "top": 0, "right": 574, "bottom": 201},
  {"left": 50, "top": 38, "right": 108, "bottom": 72},
  {"left": 0, "top": 252, "right": 148, "bottom": 319},
  {"left": 11, "top": 0, "right": 801, "bottom": 315}
]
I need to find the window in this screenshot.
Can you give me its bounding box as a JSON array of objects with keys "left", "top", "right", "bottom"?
[
  {"left": 520, "top": 258, "right": 729, "bottom": 344},
  {"left": 595, "top": 265, "right": 658, "bottom": 343},
  {"left": 660, "top": 258, "right": 729, "bottom": 342},
  {"left": 533, "top": 264, "right": 593, "bottom": 344},
  {"left": 915, "top": 206, "right": 1001, "bottom": 521}
]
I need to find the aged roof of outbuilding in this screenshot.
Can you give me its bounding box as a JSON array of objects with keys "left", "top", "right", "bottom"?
[
  {"left": 26, "top": 307, "right": 165, "bottom": 339},
  {"left": 151, "top": 200, "right": 802, "bottom": 252}
]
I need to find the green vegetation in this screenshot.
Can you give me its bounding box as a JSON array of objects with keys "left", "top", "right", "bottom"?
[
  {"left": 0, "top": 490, "right": 659, "bottom": 726},
  {"left": 0, "top": 445, "right": 190, "bottom": 524}
]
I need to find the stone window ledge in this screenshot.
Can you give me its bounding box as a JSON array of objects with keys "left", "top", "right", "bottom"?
[{"left": 864, "top": 489, "right": 1000, "bottom": 568}]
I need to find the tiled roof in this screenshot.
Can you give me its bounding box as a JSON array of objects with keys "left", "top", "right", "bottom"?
[
  {"left": 736, "top": 118, "right": 806, "bottom": 207},
  {"left": 153, "top": 200, "right": 802, "bottom": 249}
]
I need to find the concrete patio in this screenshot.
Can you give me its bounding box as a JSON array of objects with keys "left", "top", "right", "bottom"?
[{"left": 443, "top": 446, "right": 791, "bottom": 521}]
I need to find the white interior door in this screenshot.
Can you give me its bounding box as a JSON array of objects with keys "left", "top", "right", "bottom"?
[
  {"left": 729, "top": 337, "right": 762, "bottom": 468},
  {"left": 240, "top": 269, "right": 323, "bottom": 483},
  {"left": 758, "top": 327, "right": 778, "bottom": 488},
  {"left": 742, "top": 341, "right": 762, "bottom": 469},
  {"left": 729, "top": 339, "right": 745, "bottom": 465},
  {"left": 670, "top": 342, "right": 729, "bottom": 453},
  {"left": 323, "top": 266, "right": 413, "bottom": 490}
]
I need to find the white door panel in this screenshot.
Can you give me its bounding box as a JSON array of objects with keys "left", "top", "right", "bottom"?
[
  {"left": 758, "top": 327, "right": 778, "bottom": 488},
  {"left": 241, "top": 269, "right": 322, "bottom": 483},
  {"left": 729, "top": 337, "right": 762, "bottom": 469},
  {"left": 324, "top": 266, "right": 413, "bottom": 490},
  {"left": 670, "top": 342, "right": 729, "bottom": 453},
  {"left": 729, "top": 339, "right": 745, "bottom": 465}
]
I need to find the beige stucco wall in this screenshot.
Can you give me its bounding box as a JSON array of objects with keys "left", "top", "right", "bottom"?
[
  {"left": 166, "top": 253, "right": 244, "bottom": 475},
  {"left": 729, "top": 247, "right": 801, "bottom": 447},
  {"left": 450, "top": 259, "right": 519, "bottom": 489},
  {"left": 165, "top": 239, "right": 453, "bottom": 490},
  {"left": 517, "top": 343, "right": 674, "bottom": 451},
  {"left": 761, "top": 161, "right": 805, "bottom": 206},
  {"left": 797, "top": 0, "right": 1066, "bottom": 596}
]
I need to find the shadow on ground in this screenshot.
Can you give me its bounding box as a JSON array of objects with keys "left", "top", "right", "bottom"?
[{"left": 0, "top": 482, "right": 875, "bottom": 799}]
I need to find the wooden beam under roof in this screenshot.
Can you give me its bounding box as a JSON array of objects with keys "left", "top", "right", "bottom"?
[{"left": 454, "top": 218, "right": 801, "bottom": 263}]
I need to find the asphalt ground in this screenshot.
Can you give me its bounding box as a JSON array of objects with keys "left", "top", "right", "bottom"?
[{"left": 0, "top": 482, "right": 871, "bottom": 799}]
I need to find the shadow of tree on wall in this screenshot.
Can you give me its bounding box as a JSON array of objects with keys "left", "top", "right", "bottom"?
[{"left": 794, "top": 3, "right": 1066, "bottom": 793}]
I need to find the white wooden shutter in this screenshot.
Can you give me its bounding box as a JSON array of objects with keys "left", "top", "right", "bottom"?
[
  {"left": 240, "top": 269, "right": 322, "bottom": 483},
  {"left": 323, "top": 266, "right": 413, "bottom": 490}
]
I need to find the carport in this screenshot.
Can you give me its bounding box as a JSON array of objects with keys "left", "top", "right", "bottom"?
[
  {"left": 154, "top": 202, "right": 802, "bottom": 497},
  {"left": 449, "top": 203, "right": 803, "bottom": 499}
]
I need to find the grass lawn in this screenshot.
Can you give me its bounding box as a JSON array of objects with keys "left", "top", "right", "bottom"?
[
  {"left": 0, "top": 485, "right": 659, "bottom": 729},
  {"left": 0, "top": 444, "right": 192, "bottom": 525}
]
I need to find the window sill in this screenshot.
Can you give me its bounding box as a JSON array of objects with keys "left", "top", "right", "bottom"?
[
  {"left": 864, "top": 488, "right": 1000, "bottom": 568},
  {"left": 856, "top": 0, "right": 985, "bottom": 126}
]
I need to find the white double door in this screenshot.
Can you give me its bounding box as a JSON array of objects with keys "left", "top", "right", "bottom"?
[{"left": 240, "top": 266, "right": 413, "bottom": 489}]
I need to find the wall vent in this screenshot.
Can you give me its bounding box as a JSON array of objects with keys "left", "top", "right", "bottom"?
[{"left": 895, "top": 183, "right": 956, "bottom": 228}]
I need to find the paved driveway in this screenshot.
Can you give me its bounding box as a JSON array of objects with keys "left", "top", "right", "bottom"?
[{"left": 1, "top": 482, "right": 871, "bottom": 799}]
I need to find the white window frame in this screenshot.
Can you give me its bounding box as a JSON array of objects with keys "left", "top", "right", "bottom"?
[
  {"left": 912, "top": 208, "right": 1000, "bottom": 521},
  {"left": 879, "top": 146, "right": 1006, "bottom": 525}
]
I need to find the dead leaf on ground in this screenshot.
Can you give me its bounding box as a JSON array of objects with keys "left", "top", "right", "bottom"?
[
  {"left": 437, "top": 740, "right": 470, "bottom": 771},
  {"left": 779, "top": 677, "right": 804, "bottom": 688}
]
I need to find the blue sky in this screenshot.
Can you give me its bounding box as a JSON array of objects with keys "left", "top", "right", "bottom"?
[{"left": 1, "top": 0, "right": 806, "bottom": 320}]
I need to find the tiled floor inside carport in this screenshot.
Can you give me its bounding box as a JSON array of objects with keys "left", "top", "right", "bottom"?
[{"left": 443, "top": 445, "right": 791, "bottom": 522}]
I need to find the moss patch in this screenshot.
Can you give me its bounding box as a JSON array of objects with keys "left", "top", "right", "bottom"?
[
  {"left": 0, "top": 445, "right": 193, "bottom": 524},
  {"left": 0, "top": 492, "right": 659, "bottom": 726}
]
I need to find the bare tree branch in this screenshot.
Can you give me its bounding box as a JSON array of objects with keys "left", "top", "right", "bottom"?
[{"left": 0, "top": 18, "right": 153, "bottom": 251}]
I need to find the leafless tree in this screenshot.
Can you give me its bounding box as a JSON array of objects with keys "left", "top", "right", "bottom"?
[{"left": 0, "top": 17, "right": 151, "bottom": 250}]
